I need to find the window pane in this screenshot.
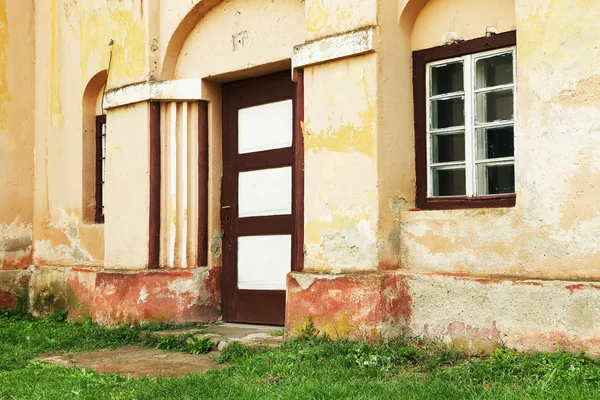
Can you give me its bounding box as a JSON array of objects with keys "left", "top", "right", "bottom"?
[
  {"left": 431, "top": 62, "right": 464, "bottom": 95},
  {"left": 431, "top": 97, "right": 464, "bottom": 129},
  {"left": 476, "top": 53, "right": 513, "bottom": 89},
  {"left": 476, "top": 89, "right": 513, "bottom": 123},
  {"left": 476, "top": 126, "right": 514, "bottom": 160},
  {"left": 433, "top": 168, "right": 466, "bottom": 196},
  {"left": 477, "top": 164, "right": 515, "bottom": 195},
  {"left": 432, "top": 132, "right": 465, "bottom": 163}
]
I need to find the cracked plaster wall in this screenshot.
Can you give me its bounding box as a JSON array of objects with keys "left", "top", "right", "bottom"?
[{"left": 387, "top": 0, "right": 600, "bottom": 281}]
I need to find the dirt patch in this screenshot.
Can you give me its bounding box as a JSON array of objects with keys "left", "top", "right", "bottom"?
[{"left": 39, "top": 346, "right": 222, "bottom": 378}]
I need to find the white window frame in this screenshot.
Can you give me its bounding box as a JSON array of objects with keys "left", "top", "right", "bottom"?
[{"left": 425, "top": 46, "right": 516, "bottom": 198}]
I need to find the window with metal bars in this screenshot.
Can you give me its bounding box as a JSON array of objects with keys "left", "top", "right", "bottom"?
[{"left": 95, "top": 115, "right": 106, "bottom": 223}]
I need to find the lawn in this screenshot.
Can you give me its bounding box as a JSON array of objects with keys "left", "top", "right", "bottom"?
[{"left": 1, "top": 311, "right": 600, "bottom": 399}]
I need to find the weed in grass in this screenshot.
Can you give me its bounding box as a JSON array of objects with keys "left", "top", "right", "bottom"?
[
  {"left": 186, "top": 337, "right": 214, "bottom": 355},
  {"left": 141, "top": 333, "right": 213, "bottom": 355},
  {"left": 218, "top": 341, "right": 260, "bottom": 363}
]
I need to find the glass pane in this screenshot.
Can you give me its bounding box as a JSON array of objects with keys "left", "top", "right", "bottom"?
[
  {"left": 476, "top": 126, "right": 514, "bottom": 160},
  {"left": 433, "top": 168, "right": 466, "bottom": 196},
  {"left": 477, "top": 164, "right": 515, "bottom": 195},
  {"left": 431, "top": 62, "right": 464, "bottom": 95},
  {"left": 431, "top": 97, "right": 464, "bottom": 129},
  {"left": 238, "top": 235, "right": 291, "bottom": 290},
  {"left": 476, "top": 53, "right": 513, "bottom": 89},
  {"left": 238, "top": 167, "right": 292, "bottom": 218},
  {"left": 476, "top": 89, "right": 513, "bottom": 124},
  {"left": 238, "top": 100, "right": 293, "bottom": 154},
  {"left": 432, "top": 132, "right": 465, "bottom": 163}
]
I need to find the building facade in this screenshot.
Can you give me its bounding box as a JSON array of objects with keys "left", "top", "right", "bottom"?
[{"left": 1, "top": 0, "right": 600, "bottom": 353}]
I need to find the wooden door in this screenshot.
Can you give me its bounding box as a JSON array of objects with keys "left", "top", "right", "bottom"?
[{"left": 221, "top": 71, "right": 301, "bottom": 325}]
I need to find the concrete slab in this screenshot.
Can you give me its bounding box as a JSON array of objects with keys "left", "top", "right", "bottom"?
[
  {"left": 39, "top": 346, "right": 221, "bottom": 378},
  {"left": 39, "top": 322, "right": 284, "bottom": 377},
  {"left": 152, "top": 322, "right": 284, "bottom": 350}
]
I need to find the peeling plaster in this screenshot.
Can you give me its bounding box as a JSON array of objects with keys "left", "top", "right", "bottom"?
[
  {"left": 0, "top": 218, "right": 33, "bottom": 270},
  {"left": 318, "top": 220, "right": 377, "bottom": 273},
  {"left": 34, "top": 209, "right": 93, "bottom": 265},
  {"left": 137, "top": 286, "right": 149, "bottom": 304},
  {"left": 516, "top": 0, "right": 550, "bottom": 22},
  {"left": 210, "top": 230, "right": 222, "bottom": 257}
]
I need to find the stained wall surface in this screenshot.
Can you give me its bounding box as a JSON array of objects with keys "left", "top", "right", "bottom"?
[
  {"left": 1, "top": 0, "right": 600, "bottom": 351},
  {"left": 0, "top": 0, "right": 35, "bottom": 272}
]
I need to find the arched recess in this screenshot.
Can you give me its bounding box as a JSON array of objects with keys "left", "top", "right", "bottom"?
[
  {"left": 160, "top": 0, "right": 225, "bottom": 80},
  {"left": 409, "top": 0, "right": 516, "bottom": 50},
  {"left": 399, "top": 0, "right": 516, "bottom": 48},
  {"left": 82, "top": 70, "right": 107, "bottom": 223},
  {"left": 161, "top": 0, "right": 305, "bottom": 80}
]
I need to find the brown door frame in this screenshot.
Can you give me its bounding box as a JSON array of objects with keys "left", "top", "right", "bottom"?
[{"left": 221, "top": 70, "right": 304, "bottom": 325}]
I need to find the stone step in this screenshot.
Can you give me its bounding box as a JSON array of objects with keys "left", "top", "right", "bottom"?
[{"left": 149, "top": 322, "right": 284, "bottom": 352}]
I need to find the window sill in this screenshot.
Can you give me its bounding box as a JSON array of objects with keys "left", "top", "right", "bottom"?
[{"left": 418, "top": 194, "right": 516, "bottom": 210}]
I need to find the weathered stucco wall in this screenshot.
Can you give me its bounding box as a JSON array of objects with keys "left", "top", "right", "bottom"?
[
  {"left": 395, "top": 0, "right": 600, "bottom": 281},
  {"left": 104, "top": 103, "right": 150, "bottom": 270},
  {"left": 303, "top": 55, "right": 379, "bottom": 273},
  {"left": 2, "top": 0, "right": 600, "bottom": 347},
  {"left": 305, "top": 0, "right": 376, "bottom": 41},
  {"left": 32, "top": 0, "right": 154, "bottom": 269},
  {"left": 412, "top": 0, "right": 516, "bottom": 50},
  {"left": 175, "top": 0, "right": 304, "bottom": 80},
  {"left": 288, "top": 0, "right": 600, "bottom": 353},
  {"left": 0, "top": 0, "right": 35, "bottom": 272}
]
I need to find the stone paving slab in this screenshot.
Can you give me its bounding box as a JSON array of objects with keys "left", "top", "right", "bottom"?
[
  {"left": 39, "top": 346, "right": 220, "bottom": 378},
  {"left": 152, "top": 322, "right": 284, "bottom": 350},
  {"left": 39, "top": 322, "right": 283, "bottom": 377}
]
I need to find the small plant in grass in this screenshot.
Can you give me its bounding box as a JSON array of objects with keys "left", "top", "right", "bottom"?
[
  {"left": 268, "top": 329, "right": 285, "bottom": 337},
  {"left": 186, "top": 337, "right": 213, "bottom": 355},
  {"left": 142, "top": 332, "right": 213, "bottom": 355},
  {"left": 218, "top": 341, "right": 258, "bottom": 363}
]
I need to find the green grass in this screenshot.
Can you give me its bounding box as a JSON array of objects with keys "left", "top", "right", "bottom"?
[
  {"left": 2, "top": 312, "right": 600, "bottom": 399},
  {"left": 267, "top": 328, "right": 285, "bottom": 337}
]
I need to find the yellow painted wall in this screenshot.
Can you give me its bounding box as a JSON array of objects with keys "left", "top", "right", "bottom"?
[
  {"left": 372, "top": 0, "right": 600, "bottom": 281},
  {"left": 305, "top": 0, "right": 376, "bottom": 41},
  {"left": 412, "top": 0, "right": 516, "bottom": 50},
  {"left": 2, "top": 0, "right": 600, "bottom": 288},
  {"left": 103, "top": 103, "right": 150, "bottom": 270},
  {"left": 174, "top": 0, "right": 304, "bottom": 79},
  {"left": 0, "top": 0, "right": 35, "bottom": 270},
  {"left": 30, "top": 0, "right": 154, "bottom": 268},
  {"left": 303, "top": 54, "right": 379, "bottom": 273}
]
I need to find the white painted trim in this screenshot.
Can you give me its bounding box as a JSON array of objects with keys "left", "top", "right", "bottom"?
[
  {"left": 103, "top": 79, "right": 204, "bottom": 109},
  {"left": 292, "top": 27, "right": 377, "bottom": 70}
]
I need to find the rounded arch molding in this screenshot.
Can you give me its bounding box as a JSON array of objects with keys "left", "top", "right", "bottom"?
[
  {"left": 161, "top": 0, "right": 226, "bottom": 80},
  {"left": 399, "top": 0, "right": 429, "bottom": 30}
]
